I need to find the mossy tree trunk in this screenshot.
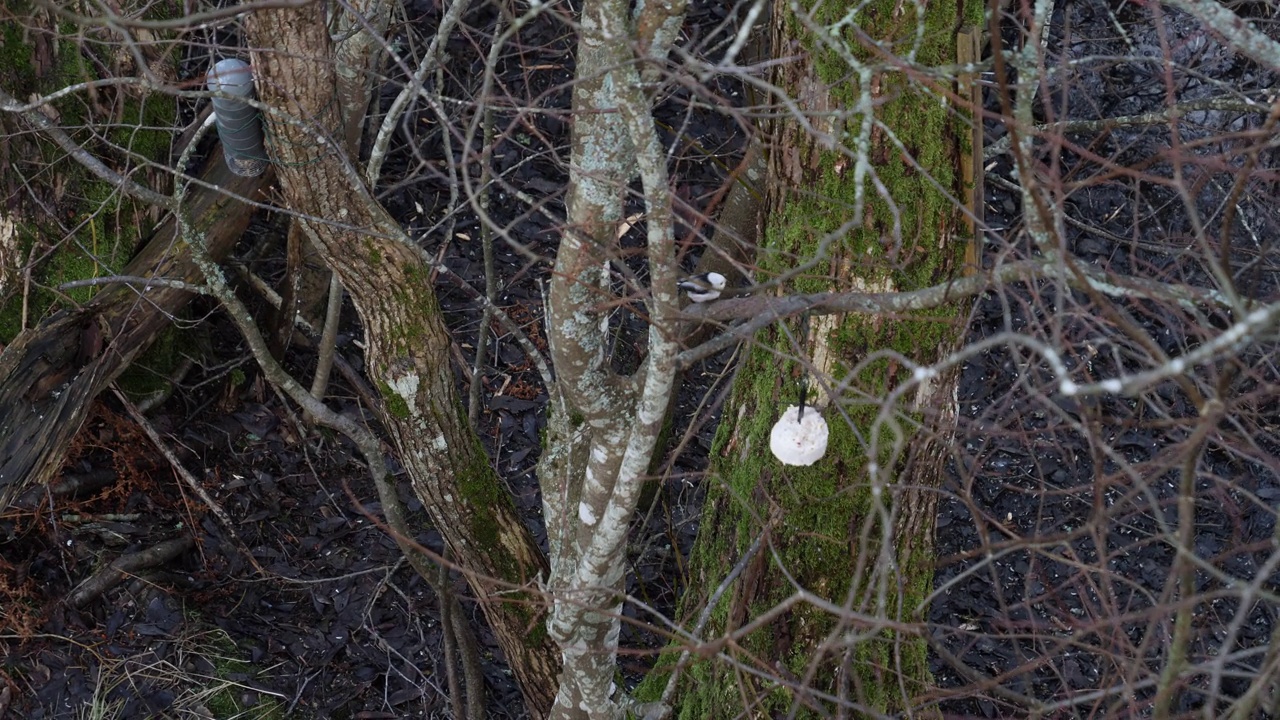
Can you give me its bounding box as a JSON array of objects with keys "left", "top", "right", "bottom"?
[
  {"left": 245, "top": 5, "right": 561, "bottom": 716},
  {"left": 662, "top": 0, "right": 980, "bottom": 715}
]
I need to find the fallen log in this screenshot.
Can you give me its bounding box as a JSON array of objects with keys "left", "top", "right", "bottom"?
[{"left": 0, "top": 154, "right": 271, "bottom": 509}]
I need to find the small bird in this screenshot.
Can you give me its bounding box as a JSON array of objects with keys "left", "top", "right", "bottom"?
[{"left": 678, "top": 272, "right": 727, "bottom": 303}]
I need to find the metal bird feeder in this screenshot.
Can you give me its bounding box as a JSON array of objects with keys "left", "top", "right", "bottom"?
[{"left": 207, "top": 59, "right": 268, "bottom": 177}]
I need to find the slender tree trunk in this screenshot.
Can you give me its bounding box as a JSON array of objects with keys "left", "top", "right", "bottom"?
[
  {"left": 537, "top": 0, "right": 688, "bottom": 713},
  {"left": 664, "top": 0, "right": 979, "bottom": 715},
  {"left": 245, "top": 6, "right": 560, "bottom": 716}
]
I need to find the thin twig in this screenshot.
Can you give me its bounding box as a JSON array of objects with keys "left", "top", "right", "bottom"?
[
  {"left": 112, "top": 386, "right": 267, "bottom": 576},
  {"left": 468, "top": 91, "right": 497, "bottom": 425},
  {"left": 439, "top": 553, "right": 466, "bottom": 720},
  {"left": 66, "top": 534, "right": 196, "bottom": 607},
  {"left": 365, "top": 0, "right": 474, "bottom": 184},
  {"left": 1153, "top": 401, "right": 1223, "bottom": 717},
  {"left": 654, "top": 530, "right": 767, "bottom": 714}
]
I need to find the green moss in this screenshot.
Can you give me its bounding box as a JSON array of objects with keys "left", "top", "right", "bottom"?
[
  {"left": 115, "top": 322, "right": 183, "bottom": 399},
  {"left": 0, "top": 25, "right": 34, "bottom": 89},
  {"left": 377, "top": 380, "right": 412, "bottom": 419},
  {"left": 448, "top": 409, "right": 530, "bottom": 582},
  {"left": 0, "top": 4, "right": 177, "bottom": 343},
  {"left": 460, "top": 471, "right": 504, "bottom": 551},
  {"left": 673, "top": 339, "right": 927, "bottom": 715},
  {"left": 199, "top": 629, "right": 285, "bottom": 719},
  {"left": 363, "top": 236, "right": 383, "bottom": 265},
  {"left": 657, "top": 0, "right": 984, "bottom": 715},
  {"left": 382, "top": 282, "right": 435, "bottom": 358},
  {"left": 772, "top": 0, "right": 972, "bottom": 297}
]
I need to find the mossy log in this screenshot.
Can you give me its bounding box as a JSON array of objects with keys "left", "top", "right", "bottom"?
[
  {"left": 651, "top": 0, "right": 983, "bottom": 716},
  {"left": 0, "top": 156, "right": 271, "bottom": 509}
]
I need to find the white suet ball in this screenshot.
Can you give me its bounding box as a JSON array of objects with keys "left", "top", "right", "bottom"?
[{"left": 769, "top": 405, "right": 829, "bottom": 466}]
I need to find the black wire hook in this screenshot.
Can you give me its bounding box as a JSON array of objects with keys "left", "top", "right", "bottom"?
[{"left": 797, "top": 310, "right": 810, "bottom": 422}]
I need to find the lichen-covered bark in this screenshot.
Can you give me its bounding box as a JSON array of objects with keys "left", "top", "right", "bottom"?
[
  {"left": 659, "top": 0, "right": 979, "bottom": 715},
  {"left": 245, "top": 6, "right": 560, "bottom": 716},
  {"left": 538, "top": 0, "right": 687, "bottom": 713},
  {"left": 274, "top": 0, "right": 392, "bottom": 341}
]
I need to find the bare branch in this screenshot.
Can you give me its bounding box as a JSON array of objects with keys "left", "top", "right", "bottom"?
[
  {"left": 1161, "top": 0, "right": 1280, "bottom": 71},
  {"left": 0, "top": 86, "right": 176, "bottom": 210}
]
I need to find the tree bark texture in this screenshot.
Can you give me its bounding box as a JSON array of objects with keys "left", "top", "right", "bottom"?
[
  {"left": 244, "top": 6, "right": 560, "bottom": 716},
  {"left": 664, "top": 0, "right": 980, "bottom": 715},
  {"left": 538, "top": 0, "right": 691, "bottom": 711},
  {"left": 0, "top": 157, "right": 270, "bottom": 509}
]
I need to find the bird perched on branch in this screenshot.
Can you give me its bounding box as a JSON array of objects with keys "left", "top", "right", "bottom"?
[{"left": 678, "top": 272, "right": 726, "bottom": 303}]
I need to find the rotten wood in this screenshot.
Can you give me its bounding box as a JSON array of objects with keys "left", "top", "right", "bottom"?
[{"left": 0, "top": 154, "right": 272, "bottom": 509}]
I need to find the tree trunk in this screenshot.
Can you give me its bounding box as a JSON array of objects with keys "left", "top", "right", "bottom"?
[
  {"left": 535, "top": 0, "right": 690, "bottom": 712},
  {"left": 244, "top": 6, "right": 560, "bottom": 716},
  {"left": 664, "top": 0, "right": 980, "bottom": 715},
  {"left": 0, "top": 157, "right": 270, "bottom": 509}
]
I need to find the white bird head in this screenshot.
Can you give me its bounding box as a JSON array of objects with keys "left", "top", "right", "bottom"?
[{"left": 678, "top": 272, "right": 727, "bottom": 303}]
